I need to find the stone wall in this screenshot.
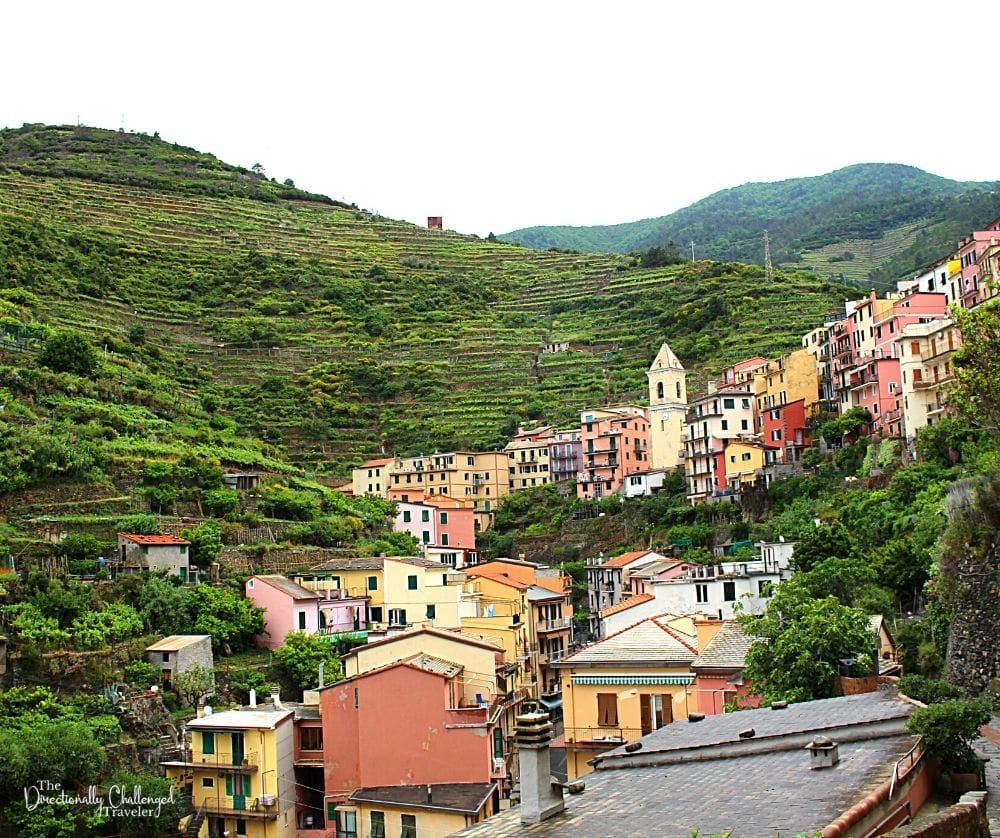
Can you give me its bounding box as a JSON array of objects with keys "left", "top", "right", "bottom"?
[{"left": 887, "top": 791, "right": 989, "bottom": 838}]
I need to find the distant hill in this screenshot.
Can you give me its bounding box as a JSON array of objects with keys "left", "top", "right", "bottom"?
[{"left": 500, "top": 164, "right": 1000, "bottom": 288}]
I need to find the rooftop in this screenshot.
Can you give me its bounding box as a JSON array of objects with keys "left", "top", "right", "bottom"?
[
  {"left": 598, "top": 593, "right": 653, "bottom": 618},
  {"left": 455, "top": 690, "right": 919, "bottom": 837},
  {"left": 350, "top": 783, "right": 496, "bottom": 815},
  {"left": 602, "top": 550, "right": 663, "bottom": 569},
  {"left": 186, "top": 707, "right": 294, "bottom": 730},
  {"left": 691, "top": 620, "right": 754, "bottom": 670},
  {"left": 252, "top": 574, "right": 321, "bottom": 600},
  {"left": 145, "top": 634, "right": 211, "bottom": 652},
  {"left": 310, "top": 555, "right": 445, "bottom": 572},
  {"left": 118, "top": 533, "right": 191, "bottom": 546},
  {"left": 558, "top": 614, "right": 697, "bottom": 667}
]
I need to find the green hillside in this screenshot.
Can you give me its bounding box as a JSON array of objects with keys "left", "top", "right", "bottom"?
[
  {"left": 501, "top": 163, "right": 1000, "bottom": 287},
  {"left": 0, "top": 124, "right": 855, "bottom": 484}
]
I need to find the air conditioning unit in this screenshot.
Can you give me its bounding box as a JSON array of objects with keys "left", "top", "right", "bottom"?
[{"left": 260, "top": 794, "right": 276, "bottom": 807}]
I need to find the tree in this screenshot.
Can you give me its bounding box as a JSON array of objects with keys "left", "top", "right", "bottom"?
[
  {"left": 37, "top": 329, "right": 98, "bottom": 376},
  {"left": 907, "top": 698, "right": 993, "bottom": 774},
  {"left": 949, "top": 300, "right": 1000, "bottom": 433},
  {"left": 274, "top": 632, "right": 341, "bottom": 693},
  {"left": 739, "top": 580, "right": 876, "bottom": 703},
  {"left": 115, "top": 514, "right": 162, "bottom": 535},
  {"left": 172, "top": 663, "right": 215, "bottom": 708},
  {"left": 104, "top": 770, "right": 185, "bottom": 837},
  {"left": 182, "top": 520, "right": 223, "bottom": 565},
  {"left": 136, "top": 575, "right": 192, "bottom": 634},
  {"left": 183, "top": 585, "right": 264, "bottom": 652}
]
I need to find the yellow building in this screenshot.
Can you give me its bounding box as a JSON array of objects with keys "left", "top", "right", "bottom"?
[
  {"left": 503, "top": 430, "right": 553, "bottom": 491},
  {"left": 164, "top": 707, "right": 296, "bottom": 838},
  {"left": 647, "top": 342, "right": 688, "bottom": 470},
  {"left": 723, "top": 441, "right": 766, "bottom": 492},
  {"left": 347, "top": 783, "right": 496, "bottom": 838},
  {"left": 352, "top": 451, "right": 510, "bottom": 528},
  {"left": 554, "top": 614, "right": 698, "bottom": 780},
  {"left": 753, "top": 348, "right": 820, "bottom": 415},
  {"left": 298, "top": 556, "right": 465, "bottom": 634}
]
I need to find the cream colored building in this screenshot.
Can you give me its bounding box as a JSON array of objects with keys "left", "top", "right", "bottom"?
[
  {"left": 347, "top": 783, "right": 496, "bottom": 838},
  {"left": 898, "top": 317, "right": 962, "bottom": 444},
  {"left": 647, "top": 342, "right": 688, "bottom": 469},
  {"left": 503, "top": 433, "right": 552, "bottom": 491}
]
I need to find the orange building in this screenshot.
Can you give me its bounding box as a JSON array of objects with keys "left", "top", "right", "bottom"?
[{"left": 576, "top": 406, "right": 651, "bottom": 500}]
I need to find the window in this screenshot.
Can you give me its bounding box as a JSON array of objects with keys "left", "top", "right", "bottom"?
[
  {"left": 723, "top": 398, "right": 735, "bottom": 409},
  {"left": 297, "top": 611, "right": 306, "bottom": 630},
  {"left": 162, "top": 652, "right": 170, "bottom": 663},
  {"left": 493, "top": 726, "right": 504, "bottom": 759},
  {"left": 338, "top": 810, "right": 358, "bottom": 838},
  {"left": 723, "top": 581, "right": 736, "bottom": 602},
  {"left": 467, "top": 456, "right": 475, "bottom": 466},
  {"left": 742, "top": 452, "right": 752, "bottom": 461},
  {"left": 368, "top": 606, "right": 383, "bottom": 623},
  {"left": 367, "top": 576, "right": 378, "bottom": 591},
  {"left": 370, "top": 812, "right": 386, "bottom": 838},
  {"left": 721, "top": 420, "right": 729, "bottom": 431},
  {"left": 426, "top": 604, "right": 436, "bottom": 619},
  {"left": 695, "top": 583, "right": 709, "bottom": 603},
  {"left": 657, "top": 381, "right": 664, "bottom": 399},
  {"left": 300, "top": 727, "right": 323, "bottom": 751},
  {"left": 401, "top": 814, "right": 417, "bottom": 838},
  {"left": 201, "top": 777, "right": 214, "bottom": 788},
  {"left": 597, "top": 693, "right": 618, "bottom": 726},
  {"left": 758, "top": 580, "right": 774, "bottom": 598},
  {"left": 441, "top": 533, "right": 449, "bottom": 546},
  {"left": 741, "top": 419, "right": 749, "bottom": 430},
  {"left": 407, "top": 575, "right": 418, "bottom": 590},
  {"left": 236, "top": 819, "right": 247, "bottom": 836},
  {"left": 771, "top": 429, "right": 782, "bottom": 441},
  {"left": 439, "top": 512, "right": 448, "bottom": 524},
  {"left": 742, "top": 399, "right": 750, "bottom": 409},
  {"left": 201, "top": 731, "right": 215, "bottom": 755},
  {"left": 422, "top": 531, "right": 430, "bottom": 544},
  {"left": 403, "top": 510, "right": 411, "bottom": 523},
  {"left": 389, "top": 608, "right": 407, "bottom": 626},
  {"left": 421, "top": 510, "right": 430, "bottom": 523}
]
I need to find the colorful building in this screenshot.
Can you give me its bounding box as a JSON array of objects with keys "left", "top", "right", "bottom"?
[
  {"left": 898, "top": 317, "right": 962, "bottom": 444},
  {"left": 690, "top": 619, "right": 758, "bottom": 715},
  {"left": 553, "top": 614, "right": 699, "bottom": 779},
  {"left": 163, "top": 706, "right": 296, "bottom": 838},
  {"left": 547, "top": 428, "right": 582, "bottom": 484},
  {"left": 585, "top": 550, "right": 667, "bottom": 639},
  {"left": 347, "top": 784, "right": 496, "bottom": 838},
  {"left": 577, "top": 405, "right": 651, "bottom": 500},
  {"left": 116, "top": 532, "right": 192, "bottom": 580},
  {"left": 504, "top": 426, "right": 553, "bottom": 491},
  {"left": 245, "top": 575, "right": 322, "bottom": 651},
  {"left": 683, "top": 387, "right": 756, "bottom": 503}
]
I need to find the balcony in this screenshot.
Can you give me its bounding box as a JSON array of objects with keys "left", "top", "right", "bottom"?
[
  {"left": 162, "top": 749, "right": 259, "bottom": 773},
  {"left": 563, "top": 726, "right": 641, "bottom": 747},
  {"left": 537, "top": 616, "right": 572, "bottom": 633}
]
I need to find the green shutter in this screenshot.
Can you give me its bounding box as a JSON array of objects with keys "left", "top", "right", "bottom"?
[
  {"left": 202, "top": 731, "right": 215, "bottom": 755},
  {"left": 225, "top": 774, "right": 232, "bottom": 795}
]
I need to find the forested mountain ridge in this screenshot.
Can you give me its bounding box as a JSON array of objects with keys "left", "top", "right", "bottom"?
[{"left": 501, "top": 163, "right": 1000, "bottom": 289}]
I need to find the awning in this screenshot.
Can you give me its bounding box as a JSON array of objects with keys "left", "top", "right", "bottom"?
[
  {"left": 571, "top": 674, "right": 694, "bottom": 686},
  {"left": 539, "top": 696, "right": 563, "bottom": 711}
]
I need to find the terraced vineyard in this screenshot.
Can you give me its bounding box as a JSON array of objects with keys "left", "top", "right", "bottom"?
[
  {"left": 0, "top": 125, "right": 857, "bottom": 478},
  {"left": 790, "top": 221, "right": 926, "bottom": 289}
]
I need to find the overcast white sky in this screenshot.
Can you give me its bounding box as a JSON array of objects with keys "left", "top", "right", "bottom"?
[{"left": 1, "top": 2, "right": 995, "bottom": 237}]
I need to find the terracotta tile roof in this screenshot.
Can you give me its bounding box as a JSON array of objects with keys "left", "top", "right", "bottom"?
[
  {"left": 534, "top": 577, "right": 568, "bottom": 594},
  {"left": 603, "top": 550, "right": 661, "bottom": 569},
  {"left": 118, "top": 533, "right": 191, "bottom": 546},
  {"left": 599, "top": 593, "right": 653, "bottom": 618},
  {"left": 361, "top": 457, "right": 394, "bottom": 467},
  {"left": 691, "top": 620, "right": 755, "bottom": 669},
  {"left": 465, "top": 569, "right": 531, "bottom": 591}
]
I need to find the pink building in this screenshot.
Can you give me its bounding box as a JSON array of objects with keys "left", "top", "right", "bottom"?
[
  {"left": 245, "top": 575, "right": 321, "bottom": 650},
  {"left": 320, "top": 656, "right": 499, "bottom": 805},
  {"left": 690, "top": 620, "right": 759, "bottom": 716},
  {"left": 956, "top": 218, "right": 1000, "bottom": 309}
]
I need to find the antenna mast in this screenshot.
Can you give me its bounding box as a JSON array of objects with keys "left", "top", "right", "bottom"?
[{"left": 763, "top": 230, "right": 774, "bottom": 283}]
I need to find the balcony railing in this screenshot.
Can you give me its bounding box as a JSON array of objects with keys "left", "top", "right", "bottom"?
[
  {"left": 563, "top": 726, "right": 641, "bottom": 745},
  {"left": 165, "top": 749, "right": 259, "bottom": 772},
  {"left": 538, "top": 616, "right": 572, "bottom": 632}
]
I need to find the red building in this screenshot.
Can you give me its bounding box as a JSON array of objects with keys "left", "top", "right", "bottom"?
[{"left": 759, "top": 398, "right": 810, "bottom": 465}]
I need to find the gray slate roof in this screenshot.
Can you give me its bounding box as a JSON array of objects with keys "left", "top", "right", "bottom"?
[
  {"left": 350, "top": 782, "right": 495, "bottom": 814},
  {"left": 455, "top": 690, "right": 919, "bottom": 837},
  {"left": 255, "top": 575, "right": 320, "bottom": 600},
  {"left": 310, "top": 555, "right": 444, "bottom": 571},
  {"left": 558, "top": 615, "right": 697, "bottom": 666},
  {"left": 691, "top": 620, "right": 755, "bottom": 670}
]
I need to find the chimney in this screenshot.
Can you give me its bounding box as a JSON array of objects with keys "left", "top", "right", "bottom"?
[
  {"left": 426, "top": 784, "right": 433, "bottom": 804},
  {"left": 516, "top": 712, "right": 565, "bottom": 824},
  {"left": 249, "top": 688, "right": 257, "bottom": 708},
  {"left": 806, "top": 736, "right": 840, "bottom": 769},
  {"left": 271, "top": 687, "right": 282, "bottom": 709}
]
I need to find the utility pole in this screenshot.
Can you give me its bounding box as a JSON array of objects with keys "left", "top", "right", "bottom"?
[
  {"left": 763, "top": 230, "right": 774, "bottom": 283},
  {"left": 690, "top": 241, "right": 696, "bottom": 262}
]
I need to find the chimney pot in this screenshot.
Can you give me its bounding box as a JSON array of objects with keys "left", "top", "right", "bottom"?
[
  {"left": 738, "top": 728, "right": 755, "bottom": 739},
  {"left": 249, "top": 688, "right": 257, "bottom": 708}
]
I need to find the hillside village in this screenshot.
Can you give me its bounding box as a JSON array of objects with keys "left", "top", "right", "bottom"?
[{"left": 0, "top": 132, "right": 999, "bottom": 836}]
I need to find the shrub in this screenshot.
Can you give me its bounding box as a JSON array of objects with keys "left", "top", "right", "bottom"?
[
  {"left": 37, "top": 328, "right": 98, "bottom": 376},
  {"left": 906, "top": 697, "right": 993, "bottom": 773},
  {"left": 898, "top": 675, "right": 967, "bottom": 705}
]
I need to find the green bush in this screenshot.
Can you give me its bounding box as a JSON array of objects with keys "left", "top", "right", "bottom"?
[
  {"left": 37, "top": 328, "right": 98, "bottom": 376},
  {"left": 906, "top": 697, "right": 993, "bottom": 773},
  {"left": 898, "top": 675, "right": 967, "bottom": 705}
]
